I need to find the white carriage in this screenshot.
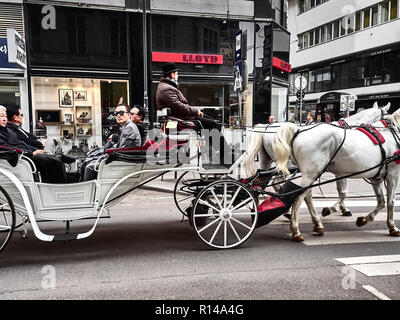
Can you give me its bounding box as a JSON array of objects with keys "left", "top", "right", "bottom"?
[{"left": 0, "top": 115, "right": 261, "bottom": 252}]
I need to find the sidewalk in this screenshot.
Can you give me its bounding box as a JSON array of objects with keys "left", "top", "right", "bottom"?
[{"left": 140, "top": 171, "right": 400, "bottom": 198}]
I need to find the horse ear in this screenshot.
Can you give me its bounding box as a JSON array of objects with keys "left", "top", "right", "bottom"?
[
  {"left": 383, "top": 102, "right": 391, "bottom": 112},
  {"left": 373, "top": 102, "right": 378, "bottom": 109}
]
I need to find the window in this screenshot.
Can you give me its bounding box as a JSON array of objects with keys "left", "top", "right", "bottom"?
[
  {"left": 381, "top": 1, "right": 390, "bottom": 22},
  {"left": 299, "top": 0, "right": 328, "bottom": 14},
  {"left": 390, "top": 0, "right": 398, "bottom": 19},
  {"left": 67, "top": 15, "right": 87, "bottom": 54},
  {"left": 298, "top": 34, "right": 304, "bottom": 50},
  {"left": 309, "top": 30, "right": 314, "bottom": 46},
  {"left": 372, "top": 5, "right": 379, "bottom": 25},
  {"left": 155, "top": 23, "right": 173, "bottom": 51},
  {"left": 333, "top": 20, "right": 340, "bottom": 38},
  {"left": 314, "top": 28, "right": 320, "bottom": 45},
  {"left": 326, "top": 23, "right": 332, "bottom": 40},
  {"left": 303, "top": 33, "right": 309, "bottom": 48},
  {"left": 321, "top": 25, "right": 326, "bottom": 42},
  {"left": 363, "top": 8, "right": 371, "bottom": 28},
  {"left": 355, "top": 11, "right": 361, "bottom": 31},
  {"left": 203, "top": 27, "right": 219, "bottom": 53},
  {"left": 110, "top": 18, "right": 127, "bottom": 57},
  {"left": 340, "top": 18, "right": 346, "bottom": 36},
  {"left": 299, "top": 0, "right": 305, "bottom": 14},
  {"left": 346, "top": 14, "right": 355, "bottom": 34}
]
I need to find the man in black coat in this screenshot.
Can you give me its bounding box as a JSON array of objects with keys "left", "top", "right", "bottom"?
[{"left": 5, "top": 104, "right": 73, "bottom": 183}]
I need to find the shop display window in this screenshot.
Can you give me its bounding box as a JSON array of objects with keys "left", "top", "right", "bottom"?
[{"left": 31, "top": 77, "right": 129, "bottom": 154}]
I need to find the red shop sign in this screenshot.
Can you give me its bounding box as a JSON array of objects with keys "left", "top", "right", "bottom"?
[
  {"left": 272, "top": 57, "right": 291, "bottom": 73},
  {"left": 152, "top": 52, "right": 223, "bottom": 65}
]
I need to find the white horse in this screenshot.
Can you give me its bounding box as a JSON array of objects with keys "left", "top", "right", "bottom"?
[
  {"left": 243, "top": 102, "right": 390, "bottom": 219},
  {"left": 272, "top": 107, "right": 400, "bottom": 241}
]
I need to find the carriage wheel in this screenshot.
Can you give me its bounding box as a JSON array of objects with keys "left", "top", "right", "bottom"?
[
  {"left": 0, "top": 186, "right": 16, "bottom": 252},
  {"left": 191, "top": 180, "right": 258, "bottom": 249},
  {"left": 173, "top": 171, "right": 219, "bottom": 217}
]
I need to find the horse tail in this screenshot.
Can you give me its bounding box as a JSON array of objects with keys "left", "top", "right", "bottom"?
[
  {"left": 243, "top": 132, "right": 264, "bottom": 176},
  {"left": 273, "top": 123, "right": 299, "bottom": 175}
]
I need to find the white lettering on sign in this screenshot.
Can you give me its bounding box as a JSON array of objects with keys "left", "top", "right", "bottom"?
[{"left": 6, "top": 29, "right": 26, "bottom": 69}]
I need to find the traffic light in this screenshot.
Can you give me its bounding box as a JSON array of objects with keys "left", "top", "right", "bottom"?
[{"left": 296, "top": 90, "right": 306, "bottom": 100}]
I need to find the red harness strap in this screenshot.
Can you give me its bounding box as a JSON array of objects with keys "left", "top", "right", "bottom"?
[
  {"left": 380, "top": 120, "right": 389, "bottom": 128},
  {"left": 356, "top": 125, "right": 385, "bottom": 145},
  {"left": 394, "top": 151, "right": 400, "bottom": 164}
]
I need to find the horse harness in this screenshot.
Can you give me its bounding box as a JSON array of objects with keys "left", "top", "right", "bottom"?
[{"left": 290, "top": 118, "right": 398, "bottom": 184}]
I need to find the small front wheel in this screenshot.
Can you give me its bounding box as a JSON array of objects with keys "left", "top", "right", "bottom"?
[
  {"left": 0, "top": 185, "right": 16, "bottom": 253},
  {"left": 191, "top": 180, "right": 258, "bottom": 249}
]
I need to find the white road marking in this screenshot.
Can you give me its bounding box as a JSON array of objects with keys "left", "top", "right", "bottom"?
[
  {"left": 336, "top": 254, "right": 400, "bottom": 265},
  {"left": 270, "top": 211, "right": 400, "bottom": 225},
  {"left": 336, "top": 255, "right": 400, "bottom": 277},
  {"left": 362, "top": 285, "right": 391, "bottom": 300},
  {"left": 302, "top": 230, "right": 400, "bottom": 246}
]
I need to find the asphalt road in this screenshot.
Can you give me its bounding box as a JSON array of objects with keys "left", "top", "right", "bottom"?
[{"left": 1, "top": 183, "right": 400, "bottom": 303}]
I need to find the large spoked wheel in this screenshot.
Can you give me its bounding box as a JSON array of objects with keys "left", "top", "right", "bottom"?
[
  {"left": 191, "top": 180, "right": 258, "bottom": 249},
  {"left": 0, "top": 185, "right": 16, "bottom": 253},
  {"left": 173, "top": 171, "right": 219, "bottom": 217}
]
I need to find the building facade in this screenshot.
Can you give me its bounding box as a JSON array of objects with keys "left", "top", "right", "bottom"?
[
  {"left": 288, "top": 0, "right": 400, "bottom": 123},
  {"left": 1, "top": 0, "right": 289, "bottom": 153},
  {"left": 0, "top": 0, "right": 29, "bottom": 131}
]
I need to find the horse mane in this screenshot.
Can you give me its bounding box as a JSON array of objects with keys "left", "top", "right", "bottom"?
[{"left": 392, "top": 108, "right": 400, "bottom": 128}]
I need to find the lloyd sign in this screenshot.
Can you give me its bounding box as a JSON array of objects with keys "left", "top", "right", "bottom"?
[{"left": 6, "top": 29, "right": 26, "bottom": 69}]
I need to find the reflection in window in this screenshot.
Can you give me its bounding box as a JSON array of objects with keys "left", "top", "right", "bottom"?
[
  {"left": 203, "top": 27, "right": 219, "bottom": 53},
  {"left": 333, "top": 20, "right": 340, "bottom": 38},
  {"left": 355, "top": 11, "right": 361, "bottom": 31},
  {"left": 372, "top": 5, "right": 379, "bottom": 25},
  {"left": 363, "top": 8, "right": 371, "bottom": 28},
  {"left": 326, "top": 23, "right": 332, "bottom": 40},
  {"left": 155, "top": 23, "right": 173, "bottom": 51},
  {"left": 381, "top": 1, "right": 390, "bottom": 22},
  {"left": 314, "top": 28, "right": 320, "bottom": 45},
  {"left": 390, "top": 0, "right": 398, "bottom": 19},
  {"left": 67, "top": 15, "right": 87, "bottom": 54}
]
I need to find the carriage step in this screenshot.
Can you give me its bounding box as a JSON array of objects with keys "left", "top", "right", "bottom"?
[{"left": 53, "top": 233, "right": 79, "bottom": 241}]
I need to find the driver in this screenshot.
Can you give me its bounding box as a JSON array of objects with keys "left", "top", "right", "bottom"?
[{"left": 156, "top": 62, "right": 230, "bottom": 165}]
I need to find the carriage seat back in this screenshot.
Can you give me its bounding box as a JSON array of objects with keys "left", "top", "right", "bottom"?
[{"left": 0, "top": 145, "right": 22, "bottom": 167}]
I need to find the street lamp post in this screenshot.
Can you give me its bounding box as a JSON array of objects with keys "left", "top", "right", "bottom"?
[{"left": 142, "top": 0, "right": 150, "bottom": 129}]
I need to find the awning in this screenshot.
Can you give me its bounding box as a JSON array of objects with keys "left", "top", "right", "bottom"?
[{"left": 319, "top": 91, "right": 350, "bottom": 104}]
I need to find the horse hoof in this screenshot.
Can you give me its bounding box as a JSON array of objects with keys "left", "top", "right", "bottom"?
[
  {"left": 313, "top": 227, "right": 324, "bottom": 236},
  {"left": 321, "top": 207, "right": 331, "bottom": 217},
  {"left": 390, "top": 230, "right": 400, "bottom": 237},
  {"left": 343, "top": 211, "right": 352, "bottom": 217},
  {"left": 292, "top": 234, "right": 304, "bottom": 242},
  {"left": 356, "top": 217, "right": 367, "bottom": 227}
]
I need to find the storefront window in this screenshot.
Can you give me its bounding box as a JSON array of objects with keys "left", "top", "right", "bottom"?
[
  {"left": 271, "top": 84, "right": 288, "bottom": 121},
  {"left": 31, "top": 77, "right": 129, "bottom": 150}
]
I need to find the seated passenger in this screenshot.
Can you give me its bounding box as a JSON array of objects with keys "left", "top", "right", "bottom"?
[
  {"left": 130, "top": 105, "right": 146, "bottom": 146},
  {"left": 0, "top": 104, "right": 67, "bottom": 183},
  {"left": 82, "top": 104, "right": 141, "bottom": 181}
]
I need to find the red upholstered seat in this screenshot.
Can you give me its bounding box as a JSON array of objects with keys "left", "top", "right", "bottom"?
[
  {"left": 106, "top": 138, "right": 188, "bottom": 156},
  {"left": 0, "top": 145, "right": 23, "bottom": 154}
]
